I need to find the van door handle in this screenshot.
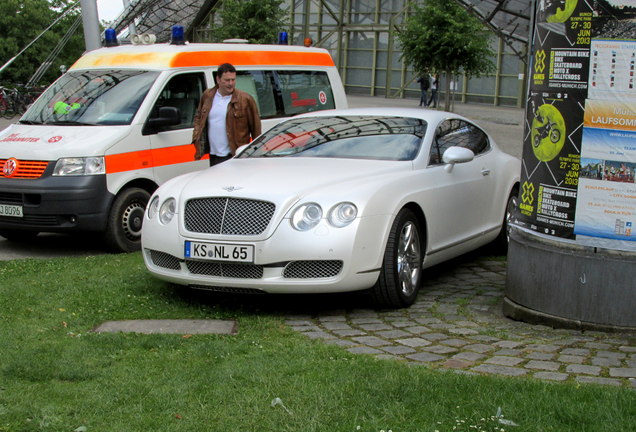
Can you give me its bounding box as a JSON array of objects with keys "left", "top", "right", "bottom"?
[{"left": 481, "top": 168, "right": 491, "bottom": 176}]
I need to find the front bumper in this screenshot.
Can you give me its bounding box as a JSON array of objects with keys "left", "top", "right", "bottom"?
[
  {"left": 142, "top": 213, "right": 391, "bottom": 294},
  {"left": 0, "top": 173, "right": 113, "bottom": 233}
]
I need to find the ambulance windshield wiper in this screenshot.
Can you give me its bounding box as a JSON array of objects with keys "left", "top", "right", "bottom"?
[
  {"left": 19, "top": 120, "right": 44, "bottom": 125},
  {"left": 47, "top": 120, "right": 96, "bottom": 126}
]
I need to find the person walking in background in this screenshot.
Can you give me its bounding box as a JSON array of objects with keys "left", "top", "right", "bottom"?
[
  {"left": 192, "top": 63, "right": 261, "bottom": 166},
  {"left": 417, "top": 75, "right": 430, "bottom": 107},
  {"left": 427, "top": 73, "right": 439, "bottom": 108}
]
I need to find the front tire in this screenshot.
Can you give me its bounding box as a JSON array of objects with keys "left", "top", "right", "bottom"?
[
  {"left": 371, "top": 208, "right": 423, "bottom": 308},
  {"left": 104, "top": 188, "right": 150, "bottom": 253}
]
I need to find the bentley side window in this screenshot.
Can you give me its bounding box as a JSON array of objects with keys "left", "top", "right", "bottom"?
[{"left": 429, "top": 119, "right": 490, "bottom": 165}]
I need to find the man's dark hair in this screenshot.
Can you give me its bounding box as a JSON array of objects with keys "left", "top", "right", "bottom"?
[{"left": 217, "top": 63, "right": 237, "bottom": 76}]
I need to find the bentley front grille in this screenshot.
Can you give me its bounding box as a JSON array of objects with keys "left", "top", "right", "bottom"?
[
  {"left": 184, "top": 197, "right": 275, "bottom": 235},
  {"left": 283, "top": 260, "right": 343, "bottom": 279},
  {"left": 149, "top": 250, "right": 181, "bottom": 270},
  {"left": 185, "top": 260, "right": 264, "bottom": 279}
]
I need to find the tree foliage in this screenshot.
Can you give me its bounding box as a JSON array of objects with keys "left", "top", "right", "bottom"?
[
  {"left": 0, "top": 0, "right": 85, "bottom": 86},
  {"left": 209, "top": 0, "right": 287, "bottom": 44},
  {"left": 398, "top": 0, "right": 495, "bottom": 110}
]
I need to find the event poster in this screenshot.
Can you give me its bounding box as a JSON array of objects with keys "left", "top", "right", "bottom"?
[{"left": 516, "top": 0, "right": 636, "bottom": 249}]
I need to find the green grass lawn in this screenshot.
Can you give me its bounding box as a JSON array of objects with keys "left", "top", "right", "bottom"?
[{"left": 0, "top": 253, "right": 634, "bottom": 432}]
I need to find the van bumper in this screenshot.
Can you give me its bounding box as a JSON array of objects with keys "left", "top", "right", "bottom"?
[{"left": 0, "top": 174, "right": 113, "bottom": 233}]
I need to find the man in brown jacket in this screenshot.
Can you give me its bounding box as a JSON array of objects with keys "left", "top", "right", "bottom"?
[{"left": 191, "top": 63, "right": 261, "bottom": 166}]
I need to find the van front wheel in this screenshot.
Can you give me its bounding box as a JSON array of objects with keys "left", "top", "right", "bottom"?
[{"left": 104, "top": 188, "right": 150, "bottom": 253}]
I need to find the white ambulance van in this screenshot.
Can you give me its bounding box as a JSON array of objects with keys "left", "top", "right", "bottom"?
[{"left": 0, "top": 40, "right": 347, "bottom": 252}]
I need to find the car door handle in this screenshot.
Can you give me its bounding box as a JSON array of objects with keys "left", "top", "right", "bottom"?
[{"left": 481, "top": 168, "right": 491, "bottom": 176}]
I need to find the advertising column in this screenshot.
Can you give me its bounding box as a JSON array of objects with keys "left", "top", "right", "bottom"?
[{"left": 505, "top": 1, "right": 636, "bottom": 330}]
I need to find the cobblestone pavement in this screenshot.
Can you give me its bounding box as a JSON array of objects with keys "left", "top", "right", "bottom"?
[{"left": 283, "top": 253, "right": 636, "bottom": 389}]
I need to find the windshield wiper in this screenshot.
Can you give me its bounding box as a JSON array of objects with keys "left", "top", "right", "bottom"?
[
  {"left": 19, "top": 120, "right": 43, "bottom": 125},
  {"left": 47, "top": 120, "right": 96, "bottom": 126}
]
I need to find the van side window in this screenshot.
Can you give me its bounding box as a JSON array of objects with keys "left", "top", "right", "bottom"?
[
  {"left": 235, "top": 70, "right": 335, "bottom": 120},
  {"left": 277, "top": 71, "right": 336, "bottom": 116},
  {"left": 429, "top": 119, "right": 490, "bottom": 165},
  {"left": 151, "top": 73, "right": 205, "bottom": 130},
  {"left": 236, "top": 71, "right": 277, "bottom": 118}
]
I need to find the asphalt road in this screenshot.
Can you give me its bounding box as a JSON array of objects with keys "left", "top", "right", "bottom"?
[{"left": 0, "top": 96, "right": 525, "bottom": 260}]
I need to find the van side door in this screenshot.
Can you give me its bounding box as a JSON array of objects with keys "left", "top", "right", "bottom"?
[{"left": 144, "top": 72, "right": 207, "bottom": 184}]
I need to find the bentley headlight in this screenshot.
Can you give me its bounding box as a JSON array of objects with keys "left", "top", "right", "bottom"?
[
  {"left": 158, "top": 198, "right": 176, "bottom": 225},
  {"left": 147, "top": 196, "right": 159, "bottom": 219},
  {"left": 53, "top": 157, "right": 105, "bottom": 176},
  {"left": 328, "top": 202, "right": 357, "bottom": 227},
  {"left": 291, "top": 203, "right": 322, "bottom": 231}
]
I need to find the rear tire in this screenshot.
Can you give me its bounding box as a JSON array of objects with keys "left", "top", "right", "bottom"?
[
  {"left": 492, "top": 186, "right": 519, "bottom": 254},
  {"left": 371, "top": 208, "right": 423, "bottom": 308},
  {"left": 104, "top": 188, "right": 150, "bottom": 253}
]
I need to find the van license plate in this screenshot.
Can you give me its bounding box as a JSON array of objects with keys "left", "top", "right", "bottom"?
[
  {"left": 185, "top": 241, "right": 254, "bottom": 263},
  {"left": 0, "top": 204, "right": 23, "bottom": 218}
]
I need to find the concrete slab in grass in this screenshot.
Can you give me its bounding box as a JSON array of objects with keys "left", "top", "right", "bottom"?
[{"left": 93, "top": 319, "right": 238, "bottom": 335}]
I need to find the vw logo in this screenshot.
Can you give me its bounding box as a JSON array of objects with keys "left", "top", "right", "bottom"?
[{"left": 3, "top": 158, "right": 18, "bottom": 178}]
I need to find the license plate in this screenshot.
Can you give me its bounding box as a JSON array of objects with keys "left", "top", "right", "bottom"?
[
  {"left": 184, "top": 240, "right": 254, "bottom": 263},
  {"left": 0, "top": 204, "right": 23, "bottom": 218}
]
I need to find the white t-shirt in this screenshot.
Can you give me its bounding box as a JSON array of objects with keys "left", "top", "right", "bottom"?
[{"left": 207, "top": 91, "right": 232, "bottom": 156}]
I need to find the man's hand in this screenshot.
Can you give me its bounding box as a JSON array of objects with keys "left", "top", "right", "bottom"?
[{"left": 194, "top": 144, "right": 203, "bottom": 160}]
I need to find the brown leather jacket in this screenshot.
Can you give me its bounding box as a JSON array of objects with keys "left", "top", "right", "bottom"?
[{"left": 191, "top": 87, "right": 261, "bottom": 158}]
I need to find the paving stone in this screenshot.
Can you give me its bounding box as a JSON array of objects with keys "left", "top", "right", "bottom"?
[
  {"left": 596, "top": 350, "right": 627, "bottom": 359},
  {"left": 303, "top": 331, "right": 335, "bottom": 339},
  {"left": 561, "top": 348, "right": 591, "bottom": 356},
  {"left": 358, "top": 323, "right": 392, "bottom": 331},
  {"left": 464, "top": 343, "right": 496, "bottom": 353},
  {"left": 575, "top": 376, "right": 622, "bottom": 386},
  {"left": 485, "top": 356, "right": 524, "bottom": 366},
  {"left": 558, "top": 355, "right": 586, "bottom": 364},
  {"left": 591, "top": 356, "right": 622, "bottom": 367},
  {"left": 620, "top": 346, "right": 636, "bottom": 353},
  {"left": 352, "top": 336, "right": 390, "bottom": 347},
  {"left": 609, "top": 368, "right": 636, "bottom": 378},
  {"left": 443, "top": 358, "right": 474, "bottom": 369},
  {"left": 566, "top": 364, "right": 602, "bottom": 375},
  {"left": 526, "top": 352, "right": 555, "bottom": 361},
  {"left": 382, "top": 345, "right": 417, "bottom": 355},
  {"left": 376, "top": 329, "right": 412, "bottom": 339},
  {"left": 404, "top": 325, "right": 432, "bottom": 334},
  {"left": 407, "top": 352, "right": 445, "bottom": 363},
  {"left": 332, "top": 329, "right": 367, "bottom": 337},
  {"left": 421, "top": 332, "right": 450, "bottom": 341},
  {"left": 324, "top": 339, "right": 357, "bottom": 347},
  {"left": 448, "top": 327, "right": 479, "bottom": 335},
  {"left": 494, "top": 349, "right": 523, "bottom": 356},
  {"left": 347, "top": 346, "right": 384, "bottom": 355},
  {"left": 350, "top": 317, "right": 383, "bottom": 324},
  {"left": 441, "top": 338, "right": 471, "bottom": 347},
  {"left": 322, "top": 321, "right": 353, "bottom": 331},
  {"left": 584, "top": 342, "right": 612, "bottom": 350},
  {"left": 526, "top": 344, "right": 561, "bottom": 352},
  {"left": 421, "top": 345, "right": 459, "bottom": 354},
  {"left": 472, "top": 364, "right": 528, "bottom": 377},
  {"left": 396, "top": 337, "right": 433, "bottom": 347},
  {"left": 525, "top": 360, "right": 561, "bottom": 371},
  {"left": 317, "top": 315, "right": 347, "bottom": 322},
  {"left": 494, "top": 340, "right": 524, "bottom": 349},
  {"left": 452, "top": 351, "right": 486, "bottom": 362},
  {"left": 533, "top": 371, "right": 569, "bottom": 381}
]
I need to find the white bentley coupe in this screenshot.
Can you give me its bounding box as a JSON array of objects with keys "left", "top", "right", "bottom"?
[{"left": 141, "top": 107, "right": 520, "bottom": 308}]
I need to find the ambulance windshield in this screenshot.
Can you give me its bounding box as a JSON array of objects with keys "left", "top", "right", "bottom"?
[{"left": 21, "top": 70, "right": 159, "bottom": 126}]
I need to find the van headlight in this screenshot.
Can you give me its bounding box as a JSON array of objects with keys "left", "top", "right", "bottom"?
[
  {"left": 328, "top": 202, "right": 357, "bottom": 227},
  {"left": 291, "top": 203, "right": 322, "bottom": 231},
  {"left": 159, "top": 198, "right": 176, "bottom": 225},
  {"left": 53, "top": 157, "right": 105, "bottom": 176}
]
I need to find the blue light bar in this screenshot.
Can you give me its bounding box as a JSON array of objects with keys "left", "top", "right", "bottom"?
[
  {"left": 171, "top": 26, "right": 185, "bottom": 45},
  {"left": 278, "top": 31, "right": 288, "bottom": 45},
  {"left": 104, "top": 28, "right": 119, "bottom": 47}
]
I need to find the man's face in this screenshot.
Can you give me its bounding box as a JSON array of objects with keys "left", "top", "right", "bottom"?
[{"left": 216, "top": 71, "right": 236, "bottom": 96}]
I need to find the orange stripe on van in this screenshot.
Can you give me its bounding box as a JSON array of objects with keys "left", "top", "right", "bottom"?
[
  {"left": 105, "top": 144, "right": 201, "bottom": 174},
  {"left": 171, "top": 50, "right": 335, "bottom": 68}
]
